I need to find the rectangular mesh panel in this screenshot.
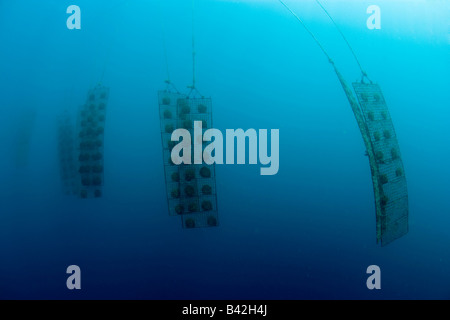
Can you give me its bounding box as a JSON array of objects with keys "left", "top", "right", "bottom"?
[
  {"left": 158, "top": 91, "right": 219, "bottom": 228},
  {"left": 159, "top": 91, "right": 185, "bottom": 216},
  {"left": 353, "top": 82, "right": 408, "bottom": 246},
  {"left": 58, "top": 112, "right": 78, "bottom": 195},
  {"left": 76, "top": 85, "right": 109, "bottom": 199}
]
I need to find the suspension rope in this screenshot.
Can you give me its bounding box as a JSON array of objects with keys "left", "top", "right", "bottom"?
[
  {"left": 278, "top": 0, "right": 333, "bottom": 64},
  {"left": 160, "top": 15, "right": 175, "bottom": 91},
  {"left": 162, "top": 29, "right": 171, "bottom": 84},
  {"left": 315, "top": 0, "right": 371, "bottom": 82},
  {"left": 163, "top": 34, "right": 179, "bottom": 93},
  {"left": 158, "top": 2, "right": 180, "bottom": 93},
  {"left": 190, "top": 0, "right": 196, "bottom": 90},
  {"left": 187, "top": 0, "right": 203, "bottom": 97}
]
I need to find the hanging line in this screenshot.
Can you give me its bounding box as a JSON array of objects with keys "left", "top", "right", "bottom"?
[
  {"left": 279, "top": 1, "right": 382, "bottom": 225},
  {"left": 278, "top": 0, "right": 333, "bottom": 64},
  {"left": 315, "top": 0, "right": 371, "bottom": 83},
  {"left": 191, "top": 0, "right": 196, "bottom": 89},
  {"left": 162, "top": 30, "right": 171, "bottom": 85},
  {"left": 188, "top": 0, "right": 202, "bottom": 98},
  {"left": 279, "top": 0, "right": 375, "bottom": 158},
  {"left": 162, "top": 35, "right": 180, "bottom": 93},
  {"left": 159, "top": 2, "right": 179, "bottom": 93},
  {"left": 162, "top": 34, "right": 178, "bottom": 93}
]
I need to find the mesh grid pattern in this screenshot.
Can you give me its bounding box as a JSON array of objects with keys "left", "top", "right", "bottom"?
[
  {"left": 353, "top": 82, "right": 408, "bottom": 246},
  {"left": 58, "top": 112, "right": 78, "bottom": 195},
  {"left": 76, "top": 85, "right": 109, "bottom": 199},
  {"left": 158, "top": 90, "right": 219, "bottom": 228}
]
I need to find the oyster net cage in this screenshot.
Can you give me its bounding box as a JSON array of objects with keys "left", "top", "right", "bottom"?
[
  {"left": 158, "top": 90, "right": 219, "bottom": 228},
  {"left": 353, "top": 82, "right": 408, "bottom": 246},
  {"left": 75, "top": 85, "right": 109, "bottom": 199},
  {"left": 58, "top": 111, "right": 78, "bottom": 195}
]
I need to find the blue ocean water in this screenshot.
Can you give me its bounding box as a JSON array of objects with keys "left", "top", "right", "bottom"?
[{"left": 0, "top": 0, "right": 449, "bottom": 299}]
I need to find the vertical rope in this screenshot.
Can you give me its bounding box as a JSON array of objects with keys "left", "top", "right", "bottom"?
[
  {"left": 188, "top": 0, "right": 202, "bottom": 97},
  {"left": 158, "top": 1, "right": 180, "bottom": 92},
  {"left": 315, "top": 0, "right": 370, "bottom": 82},
  {"left": 158, "top": 0, "right": 171, "bottom": 84},
  {"left": 191, "top": 0, "right": 196, "bottom": 89},
  {"left": 162, "top": 30, "right": 171, "bottom": 84},
  {"left": 278, "top": 0, "right": 333, "bottom": 64},
  {"left": 279, "top": 0, "right": 382, "bottom": 244}
]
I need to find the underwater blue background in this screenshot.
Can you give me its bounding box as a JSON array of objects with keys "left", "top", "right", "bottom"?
[{"left": 0, "top": 0, "right": 449, "bottom": 299}]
